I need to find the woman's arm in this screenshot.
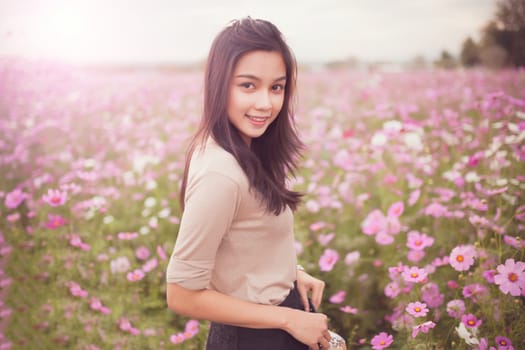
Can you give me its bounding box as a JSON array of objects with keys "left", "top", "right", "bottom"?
[{"left": 166, "top": 282, "right": 331, "bottom": 348}]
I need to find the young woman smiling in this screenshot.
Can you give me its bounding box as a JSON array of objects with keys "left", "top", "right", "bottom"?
[{"left": 166, "top": 17, "right": 331, "bottom": 350}]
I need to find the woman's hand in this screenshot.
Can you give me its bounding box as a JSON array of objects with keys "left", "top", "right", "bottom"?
[
  {"left": 296, "top": 269, "right": 325, "bottom": 311},
  {"left": 282, "top": 308, "right": 331, "bottom": 349}
]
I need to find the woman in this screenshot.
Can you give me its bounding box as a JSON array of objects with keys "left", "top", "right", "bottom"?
[{"left": 166, "top": 17, "right": 331, "bottom": 350}]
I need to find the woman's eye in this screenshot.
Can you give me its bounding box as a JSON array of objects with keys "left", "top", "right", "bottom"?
[
  {"left": 272, "top": 84, "right": 285, "bottom": 92},
  {"left": 240, "top": 82, "right": 255, "bottom": 89}
]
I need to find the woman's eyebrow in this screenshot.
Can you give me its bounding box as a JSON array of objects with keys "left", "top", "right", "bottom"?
[{"left": 234, "top": 74, "right": 286, "bottom": 82}]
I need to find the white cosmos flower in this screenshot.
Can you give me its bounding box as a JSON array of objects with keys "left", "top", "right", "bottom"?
[
  {"left": 371, "top": 132, "right": 387, "bottom": 146},
  {"left": 455, "top": 323, "right": 479, "bottom": 345}
]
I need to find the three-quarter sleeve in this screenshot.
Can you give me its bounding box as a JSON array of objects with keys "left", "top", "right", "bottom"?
[{"left": 166, "top": 171, "right": 241, "bottom": 289}]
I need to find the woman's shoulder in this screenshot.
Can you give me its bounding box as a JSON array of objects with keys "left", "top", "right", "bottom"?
[{"left": 189, "top": 138, "right": 246, "bottom": 185}]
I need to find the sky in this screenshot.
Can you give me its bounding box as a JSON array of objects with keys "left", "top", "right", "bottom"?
[{"left": 0, "top": 0, "right": 498, "bottom": 65}]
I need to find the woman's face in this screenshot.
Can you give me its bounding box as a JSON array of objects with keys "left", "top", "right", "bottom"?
[{"left": 227, "top": 50, "right": 286, "bottom": 146}]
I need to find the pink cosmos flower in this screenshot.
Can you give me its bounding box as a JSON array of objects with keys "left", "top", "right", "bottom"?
[
  {"left": 142, "top": 258, "right": 158, "bottom": 273},
  {"left": 495, "top": 336, "right": 513, "bottom": 349},
  {"left": 4, "top": 188, "right": 28, "bottom": 209},
  {"left": 424, "top": 202, "right": 448, "bottom": 217},
  {"left": 45, "top": 214, "right": 66, "bottom": 229},
  {"left": 421, "top": 282, "right": 444, "bottom": 308},
  {"left": 329, "top": 290, "right": 346, "bottom": 304},
  {"left": 406, "top": 231, "right": 434, "bottom": 250},
  {"left": 408, "top": 189, "right": 420, "bottom": 206},
  {"left": 407, "top": 250, "right": 425, "bottom": 262},
  {"left": 344, "top": 251, "right": 360, "bottom": 266},
  {"left": 449, "top": 245, "right": 476, "bottom": 271},
  {"left": 184, "top": 319, "right": 199, "bottom": 338},
  {"left": 387, "top": 201, "right": 404, "bottom": 217},
  {"left": 170, "top": 333, "right": 186, "bottom": 344},
  {"left": 462, "top": 283, "right": 488, "bottom": 302},
  {"left": 402, "top": 266, "right": 428, "bottom": 284},
  {"left": 406, "top": 301, "right": 429, "bottom": 317},
  {"left": 376, "top": 232, "right": 394, "bottom": 245},
  {"left": 135, "top": 246, "right": 150, "bottom": 260},
  {"left": 361, "top": 209, "right": 387, "bottom": 236},
  {"left": 319, "top": 249, "right": 339, "bottom": 272},
  {"left": 494, "top": 258, "right": 525, "bottom": 296},
  {"left": 318, "top": 233, "right": 335, "bottom": 246},
  {"left": 127, "top": 269, "right": 145, "bottom": 282},
  {"left": 117, "top": 232, "right": 139, "bottom": 240},
  {"left": 446, "top": 299, "right": 465, "bottom": 319},
  {"left": 68, "top": 282, "right": 88, "bottom": 298},
  {"left": 384, "top": 281, "right": 401, "bottom": 298},
  {"left": 339, "top": 305, "right": 358, "bottom": 314},
  {"left": 42, "top": 189, "right": 67, "bottom": 206},
  {"left": 412, "top": 321, "right": 436, "bottom": 338},
  {"left": 503, "top": 235, "right": 525, "bottom": 249},
  {"left": 156, "top": 245, "right": 168, "bottom": 260},
  {"left": 482, "top": 269, "right": 496, "bottom": 283},
  {"left": 461, "top": 313, "right": 482, "bottom": 328},
  {"left": 371, "top": 332, "right": 393, "bottom": 350}
]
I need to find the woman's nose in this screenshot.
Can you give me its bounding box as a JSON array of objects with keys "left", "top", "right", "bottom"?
[{"left": 255, "top": 91, "right": 272, "bottom": 110}]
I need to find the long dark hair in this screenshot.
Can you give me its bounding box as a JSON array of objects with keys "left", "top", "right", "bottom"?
[{"left": 179, "top": 17, "right": 304, "bottom": 215}]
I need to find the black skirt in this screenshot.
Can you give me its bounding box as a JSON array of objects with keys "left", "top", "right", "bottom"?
[{"left": 205, "top": 283, "right": 312, "bottom": 350}]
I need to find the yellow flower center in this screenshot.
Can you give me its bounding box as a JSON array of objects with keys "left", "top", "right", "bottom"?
[
  {"left": 411, "top": 272, "right": 419, "bottom": 278},
  {"left": 508, "top": 273, "right": 518, "bottom": 282},
  {"left": 456, "top": 255, "right": 464, "bottom": 262},
  {"left": 415, "top": 307, "right": 421, "bottom": 312}
]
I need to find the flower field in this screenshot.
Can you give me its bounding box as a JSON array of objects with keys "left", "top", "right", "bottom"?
[{"left": 0, "top": 59, "right": 524, "bottom": 349}]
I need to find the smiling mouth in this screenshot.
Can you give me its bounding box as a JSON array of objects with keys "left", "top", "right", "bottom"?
[{"left": 246, "top": 114, "right": 270, "bottom": 122}]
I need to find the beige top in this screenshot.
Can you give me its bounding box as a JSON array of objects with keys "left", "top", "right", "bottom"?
[{"left": 166, "top": 138, "right": 297, "bottom": 305}]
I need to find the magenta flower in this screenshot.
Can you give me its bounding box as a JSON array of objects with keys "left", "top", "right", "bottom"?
[
  {"left": 170, "top": 333, "right": 186, "bottom": 344},
  {"left": 387, "top": 201, "right": 404, "bottom": 217},
  {"left": 495, "top": 336, "right": 513, "bottom": 349},
  {"left": 42, "top": 189, "right": 67, "bottom": 206},
  {"left": 446, "top": 299, "right": 465, "bottom": 319},
  {"left": 329, "top": 290, "right": 346, "bottom": 304},
  {"left": 449, "top": 245, "right": 476, "bottom": 271},
  {"left": 68, "top": 282, "right": 88, "bottom": 298},
  {"left": 408, "top": 189, "right": 420, "bottom": 206},
  {"left": 461, "top": 313, "right": 482, "bottom": 328},
  {"left": 184, "top": 319, "right": 199, "bottom": 338},
  {"left": 462, "top": 283, "right": 488, "bottom": 302},
  {"left": 402, "top": 266, "right": 428, "bottom": 284},
  {"left": 344, "top": 251, "right": 360, "bottom": 266},
  {"left": 339, "top": 305, "right": 358, "bottom": 314},
  {"left": 361, "top": 209, "right": 387, "bottom": 236},
  {"left": 319, "top": 249, "right": 339, "bottom": 271},
  {"left": 4, "top": 188, "right": 28, "bottom": 209},
  {"left": 412, "top": 321, "right": 436, "bottom": 338},
  {"left": 317, "top": 233, "right": 335, "bottom": 246},
  {"left": 406, "top": 301, "right": 429, "bottom": 317},
  {"left": 494, "top": 258, "right": 525, "bottom": 296},
  {"left": 135, "top": 246, "right": 150, "bottom": 260},
  {"left": 406, "top": 231, "right": 434, "bottom": 250},
  {"left": 421, "top": 282, "right": 444, "bottom": 308},
  {"left": 45, "top": 214, "right": 66, "bottom": 229},
  {"left": 117, "top": 232, "right": 139, "bottom": 240},
  {"left": 157, "top": 245, "right": 168, "bottom": 260},
  {"left": 407, "top": 250, "right": 425, "bottom": 262},
  {"left": 371, "top": 332, "right": 393, "bottom": 350},
  {"left": 127, "top": 269, "right": 145, "bottom": 282},
  {"left": 142, "top": 258, "right": 158, "bottom": 273},
  {"left": 384, "top": 281, "right": 401, "bottom": 298},
  {"left": 375, "top": 232, "right": 394, "bottom": 245}
]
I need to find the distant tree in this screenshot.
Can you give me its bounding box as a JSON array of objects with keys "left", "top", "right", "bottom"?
[
  {"left": 479, "top": 0, "right": 525, "bottom": 67},
  {"left": 460, "top": 37, "right": 481, "bottom": 67},
  {"left": 405, "top": 55, "right": 428, "bottom": 70},
  {"left": 434, "top": 50, "right": 457, "bottom": 69}
]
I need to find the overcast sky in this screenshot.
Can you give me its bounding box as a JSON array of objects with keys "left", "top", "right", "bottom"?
[{"left": 0, "top": 0, "right": 497, "bottom": 64}]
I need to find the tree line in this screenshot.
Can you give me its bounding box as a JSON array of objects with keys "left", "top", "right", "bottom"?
[{"left": 436, "top": 0, "right": 525, "bottom": 69}]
